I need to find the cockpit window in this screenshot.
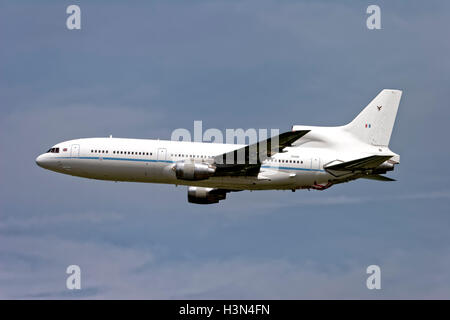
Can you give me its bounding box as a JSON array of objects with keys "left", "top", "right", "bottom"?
[{"left": 47, "top": 147, "right": 60, "bottom": 153}]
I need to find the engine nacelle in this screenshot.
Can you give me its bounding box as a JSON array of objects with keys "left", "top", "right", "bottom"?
[
  {"left": 174, "top": 162, "right": 215, "bottom": 181},
  {"left": 188, "top": 187, "right": 227, "bottom": 204}
]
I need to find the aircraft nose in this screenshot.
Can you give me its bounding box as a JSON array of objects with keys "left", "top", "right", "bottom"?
[{"left": 35, "top": 154, "right": 46, "bottom": 168}]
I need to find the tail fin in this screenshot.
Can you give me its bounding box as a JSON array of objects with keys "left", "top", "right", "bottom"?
[{"left": 345, "top": 89, "right": 402, "bottom": 146}]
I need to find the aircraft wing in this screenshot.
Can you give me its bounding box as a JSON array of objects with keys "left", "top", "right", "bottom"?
[{"left": 213, "top": 130, "right": 310, "bottom": 176}]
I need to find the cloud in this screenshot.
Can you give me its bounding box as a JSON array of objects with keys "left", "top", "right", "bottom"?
[
  {"left": 0, "top": 235, "right": 155, "bottom": 299},
  {"left": 2, "top": 234, "right": 450, "bottom": 299},
  {"left": 393, "top": 190, "right": 450, "bottom": 201},
  {"left": 0, "top": 210, "right": 125, "bottom": 230}
]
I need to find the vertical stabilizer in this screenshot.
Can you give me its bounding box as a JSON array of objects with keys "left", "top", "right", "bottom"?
[{"left": 345, "top": 89, "right": 402, "bottom": 146}]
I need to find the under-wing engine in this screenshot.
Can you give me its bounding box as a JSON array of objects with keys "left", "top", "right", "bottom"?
[
  {"left": 187, "top": 187, "right": 227, "bottom": 204},
  {"left": 174, "top": 162, "right": 215, "bottom": 181}
]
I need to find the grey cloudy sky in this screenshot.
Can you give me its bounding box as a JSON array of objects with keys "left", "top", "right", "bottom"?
[{"left": 1, "top": 0, "right": 450, "bottom": 299}]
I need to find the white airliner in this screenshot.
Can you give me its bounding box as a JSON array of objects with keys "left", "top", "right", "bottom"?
[{"left": 36, "top": 89, "right": 402, "bottom": 204}]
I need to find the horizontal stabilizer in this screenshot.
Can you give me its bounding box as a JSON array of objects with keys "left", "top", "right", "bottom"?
[
  {"left": 325, "top": 155, "right": 393, "bottom": 172},
  {"left": 361, "top": 174, "right": 396, "bottom": 182}
]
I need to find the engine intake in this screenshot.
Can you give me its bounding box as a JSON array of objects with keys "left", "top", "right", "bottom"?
[
  {"left": 174, "top": 162, "right": 215, "bottom": 181},
  {"left": 188, "top": 187, "right": 227, "bottom": 204}
]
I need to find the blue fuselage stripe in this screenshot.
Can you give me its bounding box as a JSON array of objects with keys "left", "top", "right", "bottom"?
[
  {"left": 52, "top": 157, "right": 324, "bottom": 172},
  {"left": 261, "top": 165, "right": 324, "bottom": 172}
]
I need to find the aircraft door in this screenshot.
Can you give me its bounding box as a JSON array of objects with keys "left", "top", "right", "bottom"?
[
  {"left": 71, "top": 144, "right": 80, "bottom": 157},
  {"left": 311, "top": 157, "right": 320, "bottom": 170},
  {"left": 157, "top": 148, "right": 167, "bottom": 161}
]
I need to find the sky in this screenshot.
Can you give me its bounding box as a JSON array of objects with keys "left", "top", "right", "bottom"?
[{"left": 1, "top": 0, "right": 450, "bottom": 299}]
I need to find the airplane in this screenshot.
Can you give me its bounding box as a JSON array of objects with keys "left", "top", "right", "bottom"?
[{"left": 36, "top": 89, "right": 402, "bottom": 204}]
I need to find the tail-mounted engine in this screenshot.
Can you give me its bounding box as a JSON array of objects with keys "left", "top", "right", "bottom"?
[
  {"left": 174, "top": 162, "right": 216, "bottom": 181},
  {"left": 188, "top": 187, "right": 227, "bottom": 204}
]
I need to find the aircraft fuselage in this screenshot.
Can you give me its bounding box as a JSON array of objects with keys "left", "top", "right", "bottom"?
[{"left": 36, "top": 137, "right": 335, "bottom": 191}]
